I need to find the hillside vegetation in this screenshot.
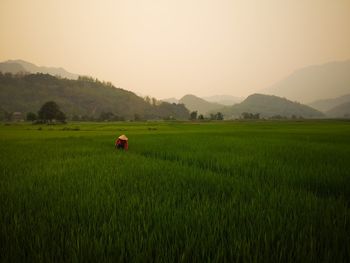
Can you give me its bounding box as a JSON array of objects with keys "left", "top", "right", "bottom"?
[{"left": 0, "top": 73, "right": 189, "bottom": 120}]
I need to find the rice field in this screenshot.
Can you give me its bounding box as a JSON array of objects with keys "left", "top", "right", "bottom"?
[{"left": 0, "top": 120, "right": 350, "bottom": 262}]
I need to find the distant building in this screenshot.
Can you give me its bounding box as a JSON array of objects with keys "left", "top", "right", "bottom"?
[{"left": 12, "top": 112, "right": 23, "bottom": 122}]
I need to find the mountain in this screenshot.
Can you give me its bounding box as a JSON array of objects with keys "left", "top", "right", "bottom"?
[
  {"left": 263, "top": 60, "right": 350, "bottom": 103},
  {"left": 163, "top": 95, "right": 242, "bottom": 107},
  {"left": 308, "top": 94, "right": 350, "bottom": 112},
  {"left": 203, "top": 95, "right": 243, "bottom": 106},
  {"left": 0, "top": 73, "right": 189, "bottom": 120},
  {"left": 219, "top": 94, "right": 324, "bottom": 119},
  {"left": 0, "top": 62, "right": 26, "bottom": 74},
  {"left": 326, "top": 102, "right": 350, "bottom": 118},
  {"left": 179, "top": 94, "right": 224, "bottom": 115},
  {"left": 0, "top": 59, "right": 79, "bottom": 79}
]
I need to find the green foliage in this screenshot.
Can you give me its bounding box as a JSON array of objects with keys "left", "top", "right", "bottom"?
[
  {"left": 190, "top": 110, "right": 197, "bottom": 120},
  {"left": 209, "top": 112, "right": 224, "bottom": 120},
  {"left": 38, "top": 101, "right": 66, "bottom": 123},
  {"left": 241, "top": 112, "right": 260, "bottom": 119},
  {"left": 56, "top": 110, "right": 66, "bottom": 122},
  {"left": 134, "top": 113, "right": 142, "bottom": 121},
  {"left": 0, "top": 121, "right": 349, "bottom": 262},
  {"left": 26, "top": 112, "right": 37, "bottom": 121},
  {"left": 0, "top": 107, "right": 11, "bottom": 121},
  {"left": 99, "top": 112, "right": 124, "bottom": 121},
  {"left": 154, "top": 102, "right": 189, "bottom": 120},
  {"left": 215, "top": 112, "right": 224, "bottom": 120},
  {"left": 0, "top": 73, "right": 190, "bottom": 120}
]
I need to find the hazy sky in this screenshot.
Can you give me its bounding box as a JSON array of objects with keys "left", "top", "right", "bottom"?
[{"left": 1, "top": 0, "right": 350, "bottom": 99}]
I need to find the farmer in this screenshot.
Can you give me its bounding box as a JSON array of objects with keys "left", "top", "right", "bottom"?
[{"left": 115, "top": 134, "right": 128, "bottom": 150}]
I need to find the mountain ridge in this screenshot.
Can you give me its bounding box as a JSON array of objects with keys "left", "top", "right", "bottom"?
[
  {"left": 203, "top": 94, "right": 243, "bottom": 105},
  {"left": 263, "top": 60, "right": 350, "bottom": 103},
  {"left": 308, "top": 94, "right": 350, "bottom": 112},
  {"left": 0, "top": 59, "right": 80, "bottom": 79},
  {"left": 0, "top": 73, "right": 189, "bottom": 120},
  {"left": 219, "top": 93, "right": 324, "bottom": 119},
  {"left": 179, "top": 94, "right": 224, "bottom": 115},
  {"left": 326, "top": 102, "right": 350, "bottom": 118}
]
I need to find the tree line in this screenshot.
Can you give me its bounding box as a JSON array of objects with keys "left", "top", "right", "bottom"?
[
  {"left": 189, "top": 111, "right": 224, "bottom": 121},
  {"left": 26, "top": 101, "right": 66, "bottom": 123}
]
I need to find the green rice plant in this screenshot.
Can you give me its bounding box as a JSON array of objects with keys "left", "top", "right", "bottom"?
[{"left": 0, "top": 121, "right": 349, "bottom": 262}]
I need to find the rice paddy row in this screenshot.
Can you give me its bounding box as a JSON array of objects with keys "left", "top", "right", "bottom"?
[{"left": 1, "top": 121, "right": 349, "bottom": 262}]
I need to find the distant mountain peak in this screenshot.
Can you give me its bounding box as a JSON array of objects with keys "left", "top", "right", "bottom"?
[
  {"left": 179, "top": 94, "right": 224, "bottom": 115},
  {"left": 0, "top": 59, "right": 79, "bottom": 79},
  {"left": 263, "top": 59, "right": 350, "bottom": 103},
  {"left": 308, "top": 93, "right": 350, "bottom": 112},
  {"left": 218, "top": 93, "right": 324, "bottom": 119}
]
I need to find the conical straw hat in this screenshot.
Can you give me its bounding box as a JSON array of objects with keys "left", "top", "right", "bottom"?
[{"left": 118, "top": 134, "right": 128, "bottom": 140}]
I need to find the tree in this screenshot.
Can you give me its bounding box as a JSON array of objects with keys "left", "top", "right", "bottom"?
[
  {"left": 209, "top": 112, "right": 223, "bottom": 120},
  {"left": 144, "top": 96, "right": 151, "bottom": 105},
  {"left": 38, "top": 101, "right": 66, "bottom": 123},
  {"left": 72, "top": 115, "right": 81, "bottom": 121},
  {"left": 134, "top": 113, "right": 142, "bottom": 121},
  {"left": 152, "top": 97, "right": 157, "bottom": 106},
  {"left": 56, "top": 111, "right": 66, "bottom": 123},
  {"left": 98, "top": 112, "right": 124, "bottom": 121},
  {"left": 241, "top": 112, "right": 260, "bottom": 120},
  {"left": 99, "top": 112, "right": 114, "bottom": 121},
  {"left": 190, "top": 111, "right": 198, "bottom": 120},
  {"left": 26, "top": 112, "right": 37, "bottom": 121},
  {"left": 198, "top": 114, "right": 204, "bottom": 120},
  {"left": 0, "top": 108, "right": 11, "bottom": 121},
  {"left": 215, "top": 112, "right": 224, "bottom": 120},
  {"left": 241, "top": 112, "right": 251, "bottom": 119}
]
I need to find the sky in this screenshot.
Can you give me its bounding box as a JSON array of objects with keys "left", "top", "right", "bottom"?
[{"left": 1, "top": 0, "right": 350, "bottom": 99}]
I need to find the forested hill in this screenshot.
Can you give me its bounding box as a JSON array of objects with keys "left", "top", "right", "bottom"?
[
  {"left": 0, "top": 73, "right": 189, "bottom": 120},
  {"left": 219, "top": 94, "right": 324, "bottom": 119}
]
